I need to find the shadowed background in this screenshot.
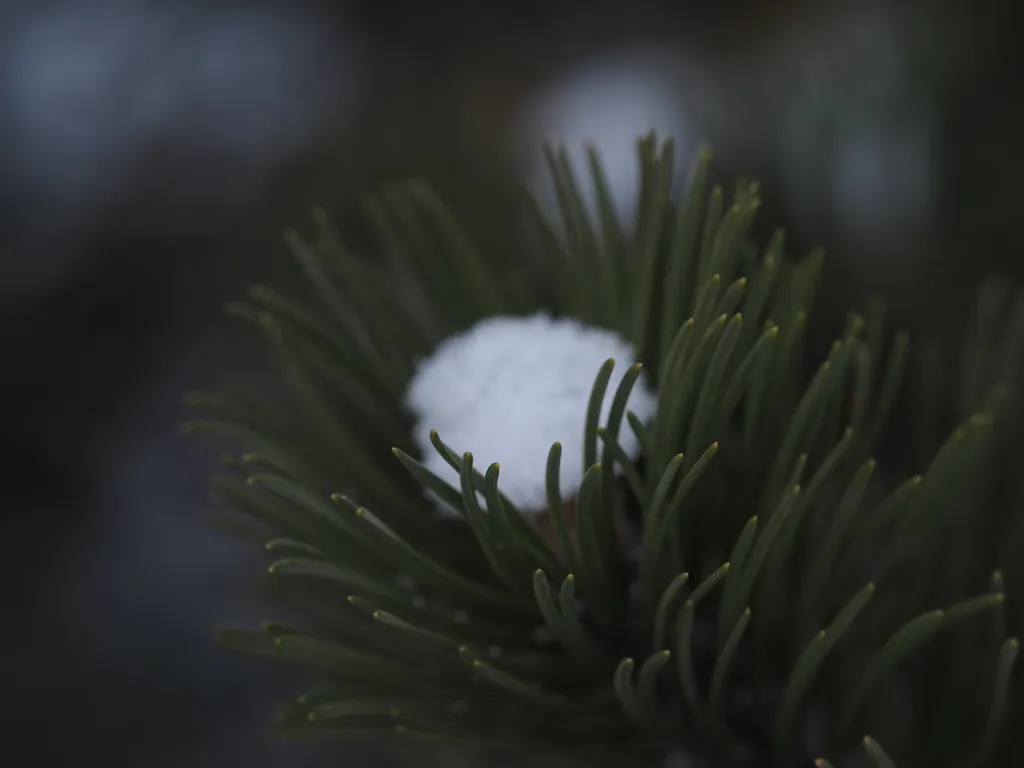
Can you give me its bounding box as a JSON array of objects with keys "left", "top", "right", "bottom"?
[{"left": 2, "top": 0, "right": 1021, "bottom": 765}]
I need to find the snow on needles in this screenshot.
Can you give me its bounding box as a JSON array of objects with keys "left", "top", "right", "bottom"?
[{"left": 405, "top": 314, "right": 659, "bottom": 517}]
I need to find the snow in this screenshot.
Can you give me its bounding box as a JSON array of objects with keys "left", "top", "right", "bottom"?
[{"left": 405, "top": 314, "right": 658, "bottom": 516}]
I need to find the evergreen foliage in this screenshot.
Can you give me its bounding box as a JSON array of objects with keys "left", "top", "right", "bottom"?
[{"left": 185, "top": 135, "right": 1023, "bottom": 767}]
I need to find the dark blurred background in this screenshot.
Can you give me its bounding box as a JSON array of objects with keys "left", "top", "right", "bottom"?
[{"left": 3, "top": 0, "right": 1021, "bottom": 765}]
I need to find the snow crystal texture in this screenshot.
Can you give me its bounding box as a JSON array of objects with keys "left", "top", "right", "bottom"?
[{"left": 405, "top": 314, "right": 659, "bottom": 516}]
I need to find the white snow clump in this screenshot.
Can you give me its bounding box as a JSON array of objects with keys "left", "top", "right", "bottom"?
[{"left": 405, "top": 313, "right": 659, "bottom": 517}]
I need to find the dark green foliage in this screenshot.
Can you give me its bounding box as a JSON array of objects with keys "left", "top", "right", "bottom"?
[{"left": 186, "top": 135, "right": 1023, "bottom": 767}]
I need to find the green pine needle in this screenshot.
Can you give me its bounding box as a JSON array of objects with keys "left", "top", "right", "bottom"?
[{"left": 189, "top": 133, "right": 1024, "bottom": 767}]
